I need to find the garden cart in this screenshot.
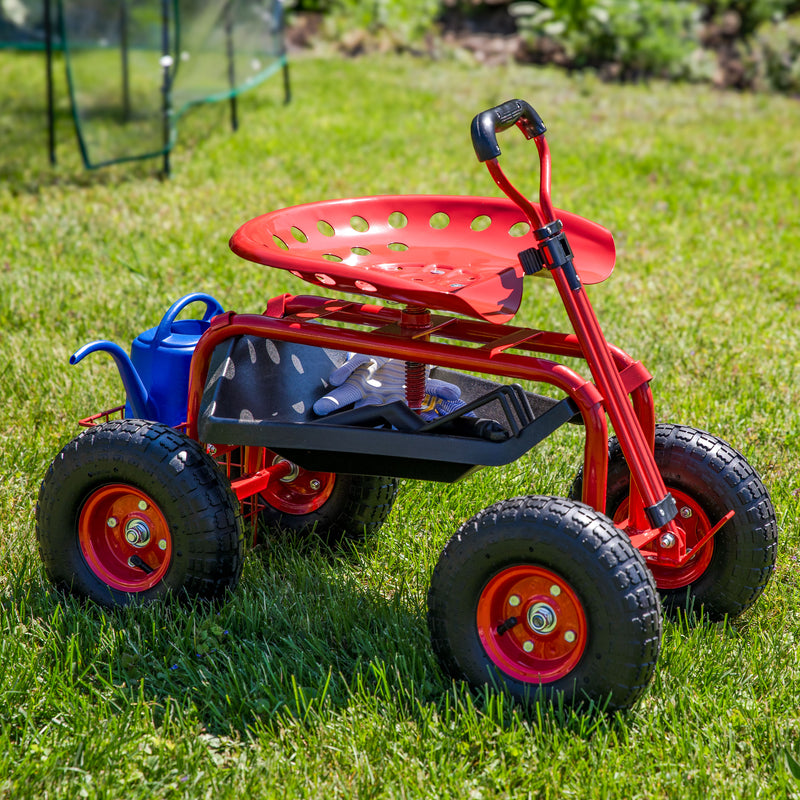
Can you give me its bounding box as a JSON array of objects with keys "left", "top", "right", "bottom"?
[{"left": 36, "top": 100, "right": 778, "bottom": 712}]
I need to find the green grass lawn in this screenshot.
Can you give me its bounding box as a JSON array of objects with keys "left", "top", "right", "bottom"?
[{"left": 1, "top": 50, "right": 799, "bottom": 798}]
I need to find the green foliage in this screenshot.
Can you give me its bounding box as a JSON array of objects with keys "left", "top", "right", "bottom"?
[
  {"left": 512, "top": 0, "right": 702, "bottom": 78},
  {"left": 290, "top": 0, "right": 442, "bottom": 45},
  {"left": 702, "top": 0, "right": 800, "bottom": 36},
  {"left": 338, "top": 0, "right": 441, "bottom": 43},
  {"left": 754, "top": 15, "right": 800, "bottom": 91}
]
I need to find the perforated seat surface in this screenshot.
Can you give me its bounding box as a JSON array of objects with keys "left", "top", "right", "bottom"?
[{"left": 230, "top": 195, "right": 615, "bottom": 324}]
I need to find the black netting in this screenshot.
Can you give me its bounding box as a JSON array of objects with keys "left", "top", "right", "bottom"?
[{"left": 0, "top": 0, "right": 288, "bottom": 168}]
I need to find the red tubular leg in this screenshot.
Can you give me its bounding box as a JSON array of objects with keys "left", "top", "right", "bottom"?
[
  {"left": 627, "top": 383, "right": 657, "bottom": 529},
  {"left": 580, "top": 400, "right": 610, "bottom": 513},
  {"left": 549, "top": 266, "right": 678, "bottom": 533}
]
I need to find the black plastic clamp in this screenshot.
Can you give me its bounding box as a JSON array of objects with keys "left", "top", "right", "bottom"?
[
  {"left": 644, "top": 493, "right": 678, "bottom": 528},
  {"left": 518, "top": 219, "right": 576, "bottom": 279}
]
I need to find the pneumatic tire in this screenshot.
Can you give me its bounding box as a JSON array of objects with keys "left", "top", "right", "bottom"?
[
  {"left": 427, "top": 495, "right": 662, "bottom": 712},
  {"left": 570, "top": 424, "right": 778, "bottom": 620},
  {"left": 36, "top": 419, "right": 244, "bottom": 608}
]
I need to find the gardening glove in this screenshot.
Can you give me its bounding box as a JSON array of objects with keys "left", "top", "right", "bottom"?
[
  {"left": 313, "top": 354, "right": 467, "bottom": 420},
  {"left": 313, "top": 353, "right": 406, "bottom": 415},
  {"left": 418, "top": 378, "right": 468, "bottom": 422}
]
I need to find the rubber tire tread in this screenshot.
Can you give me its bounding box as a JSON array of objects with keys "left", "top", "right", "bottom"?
[
  {"left": 571, "top": 424, "right": 778, "bottom": 620},
  {"left": 36, "top": 419, "right": 244, "bottom": 607},
  {"left": 427, "top": 495, "right": 662, "bottom": 712},
  {"left": 258, "top": 473, "right": 399, "bottom": 547}
]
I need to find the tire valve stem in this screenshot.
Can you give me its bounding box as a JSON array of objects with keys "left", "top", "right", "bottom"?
[
  {"left": 496, "top": 616, "right": 518, "bottom": 636},
  {"left": 129, "top": 554, "right": 154, "bottom": 575}
]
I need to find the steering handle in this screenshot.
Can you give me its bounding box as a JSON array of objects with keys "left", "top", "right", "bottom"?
[{"left": 470, "top": 99, "right": 547, "bottom": 162}]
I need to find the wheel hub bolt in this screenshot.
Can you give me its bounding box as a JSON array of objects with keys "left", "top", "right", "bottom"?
[
  {"left": 124, "top": 519, "right": 151, "bottom": 547},
  {"left": 508, "top": 595, "right": 521, "bottom": 607},
  {"left": 522, "top": 641, "right": 535, "bottom": 653},
  {"left": 527, "top": 602, "right": 557, "bottom": 634},
  {"left": 107, "top": 517, "right": 117, "bottom": 528},
  {"left": 158, "top": 540, "right": 167, "bottom": 551},
  {"left": 680, "top": 506, "right": 693, "bottom": 519},
  {"left": 564, "top": 630, "right": 577, "bottom": 643},
  {"left": 309, "top": 479, "right": 321, "bottom": 491},
  {"left": 138, "top": 500, "right": 148, "bottom": 511},
  {"left": 659, "top": 532, "right": 676, "bottom": 549}
]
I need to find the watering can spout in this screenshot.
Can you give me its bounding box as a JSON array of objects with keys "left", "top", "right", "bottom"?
[{"left": 70, "top": 341, "right": 153, "bottom": 420}]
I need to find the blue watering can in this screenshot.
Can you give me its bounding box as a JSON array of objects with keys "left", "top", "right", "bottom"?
[{"left": 71, "top": 293, "right": 224, "bottom": 428}]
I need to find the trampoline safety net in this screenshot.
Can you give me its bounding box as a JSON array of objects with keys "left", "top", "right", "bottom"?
[{"left": 0, "top": 0, "right": 289, "bottom": 170}]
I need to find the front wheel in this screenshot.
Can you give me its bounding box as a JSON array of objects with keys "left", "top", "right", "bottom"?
[
  {"left": 427, "top": 496, "right": 662, "bottom": 712},
  {"left": 570, "top": 424, "right": 778, "bottom": 620},
  {"left": 36, "top": 419, "right": 244, "bottom": 608}
]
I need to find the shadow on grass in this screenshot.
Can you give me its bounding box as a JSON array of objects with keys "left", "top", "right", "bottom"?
[{"left": 9, "top": 538, "right": 639, "bottom": 742}]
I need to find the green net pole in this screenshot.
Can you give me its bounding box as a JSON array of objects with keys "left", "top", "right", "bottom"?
[
  {"left": 278, "top": 0, "right": 291, "bottom": 104},
  {"left": 45, "top": 0, "right": 56, "bottom": 164},
  {"left": 120, "top": 0, "right": 131, "bottom": 122},
  {"left": 160, "top": 0, "right": 172, "bottom": 177},
  {"left": 224, "top": 0, "right": 238, "bottom": 132}
]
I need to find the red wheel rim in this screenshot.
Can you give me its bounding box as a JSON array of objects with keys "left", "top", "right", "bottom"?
[
  {"left": 476, "top": 566, "right": 588, "bottom": 683},
  {"left": 78, "top": 484, "right": 172, "bottom": 592},
  {"left": 614, "top": 488, "right": 714, "bottom": 589},
  {"left": 260, "top": 454, "right": 336, "bottom": 515}
]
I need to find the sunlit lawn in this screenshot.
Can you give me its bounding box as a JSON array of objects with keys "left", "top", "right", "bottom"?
[{"left": 1, "top": 50, "right": 799, "bottom": 798}]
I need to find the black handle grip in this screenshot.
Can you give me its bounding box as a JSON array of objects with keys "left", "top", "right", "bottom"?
[{"left": 470, "top": 99, "right": 547, "bottom": 162}]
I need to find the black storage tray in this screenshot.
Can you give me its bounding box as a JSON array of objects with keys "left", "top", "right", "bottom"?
[{"left": 198, "top": 336, "right": 577, "bottom": 481}]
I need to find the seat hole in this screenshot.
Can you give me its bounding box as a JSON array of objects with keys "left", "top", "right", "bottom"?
[
  {"left": 509, "top": 222, "right": 532, "bottom": 237},
  {"left": 388, "top": 211, "right": 408, "bottom": 229}
]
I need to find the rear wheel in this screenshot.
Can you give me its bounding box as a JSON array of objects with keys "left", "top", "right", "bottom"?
[
  {"left": 570, "top": 424, "right": 778, "bottom": 620},
  {"left": 257, "top": 451, "right": 399, "bottom": 547},
  {"left": 427, "top": 495, "right": 662, "bottom": 712},
  {"left": 36, "top": 419, "right": 244, "bottom": 607}
]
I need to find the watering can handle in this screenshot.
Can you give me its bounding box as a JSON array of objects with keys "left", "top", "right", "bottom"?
[
  {"left": 153, "top": 293, "right": 224, "bottom": 344},
  {"left": 470, "top": 99, "right": 547, "bottom": 163}
]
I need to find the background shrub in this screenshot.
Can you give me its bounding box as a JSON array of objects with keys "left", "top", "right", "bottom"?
[
  {"left": 510, "top": 0, "right": 702, "bottom": 79},
  {"left": 754, "top": 14, "right": 800, "bottom": 92},
  {"left": 286, "top": 0, "right": 800, "bottom": 90}
]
